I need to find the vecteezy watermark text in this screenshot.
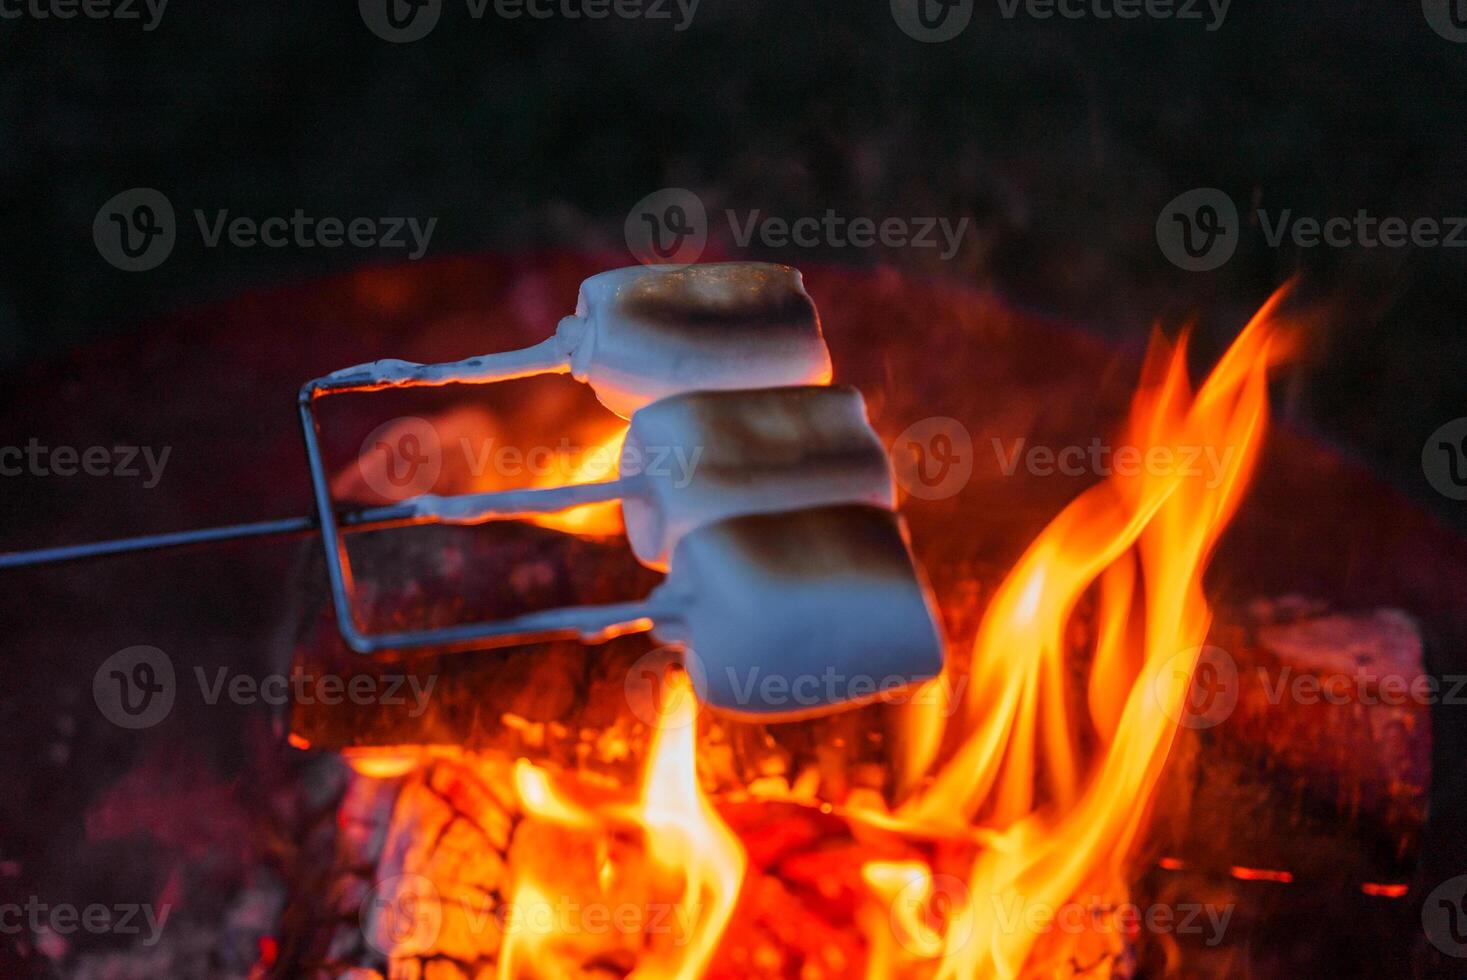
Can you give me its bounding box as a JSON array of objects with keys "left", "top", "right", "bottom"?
[
  {"left": 727, "top": 210, "right": 970, "bottom": 261},
  {"left": 992, "top": 437, "right": 1237, "bottom": 489},
  {"left": 1148, "top": 642, "right": 1467, "bottom": 731},
  {"left": 993, "top": 0, "right": 1229, "bottom": 30},
  {"left": 0, "top": 897, "right": 169, "bottom": 947},
  {"left": 0, "top": 0, "right": 167, "bottom": 30},
  {"left": 0, "top": 440, "right": 169, "bottom": 487},
  {"left": 358, "top": 0, "right": 698, "bottom": 43},
  {"left": 1256, "top": 210, "right": 1467, "bottom": 250},
  {"left": 195, "top": 210, "right": 436, "bottom": 259},
  {"left": 883, "top": 872, "right": 1234, "bottom": 956},
  {"left": 986, "top": 894, "right": 1232, "bottom": 946},
  {"left": 361, "top": 873, "right": 704, "bottom": 957},
  {"left": 890, "top": 0, "right": 1228, "bottom": 43},
  {"left": 1255, "top": 667, "right": 1467, "bottom": 709}
]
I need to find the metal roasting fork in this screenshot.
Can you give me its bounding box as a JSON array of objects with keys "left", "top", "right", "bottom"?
[
  {"left": 0, "top": 265, "right": 933, "bottom": 670},
  {"left": 0, "top": 368, "right": 672, "bottom": 656}
]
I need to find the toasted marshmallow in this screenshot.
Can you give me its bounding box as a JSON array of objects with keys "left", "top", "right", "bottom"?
[
  {"left": 650, "top": 504, "right": 945, "bottom": 720},
  {"left": 558, "top": 263, "right": 833, "bottom": 417},
  {"left": 620, "top": 385, "right": 895, "bottom": 569}
]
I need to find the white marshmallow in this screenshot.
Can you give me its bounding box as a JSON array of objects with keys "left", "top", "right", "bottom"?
[
  {"left": 620, "top": 385, "right": 894, "bottom": 568},
  {"left": 649, "top": 504, "right": 945, "bottom": 720}
]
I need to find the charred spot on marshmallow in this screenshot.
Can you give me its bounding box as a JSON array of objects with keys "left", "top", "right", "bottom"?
[
  {"left": 617, "top": 263, "right": 819, "bottom": 334},
  {"left": 711, "top": 504, "right": 919, "bottom": 581},
  {"left": 658, "top": 386, "right": 884, "bottom": 480}
]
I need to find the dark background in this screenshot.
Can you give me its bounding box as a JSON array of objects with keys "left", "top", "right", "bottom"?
[{"left": 1, "top": 1, "right": 1465, "bottom": 529}]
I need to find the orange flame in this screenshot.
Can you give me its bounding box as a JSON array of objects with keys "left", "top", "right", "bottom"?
[
  {"left": 868, "top": 285, "right": 1296, "bottom": 978},
  {"left": 519, "top": 426, "right": 628, "bottom": 537},
  {"left": 501, "top": 670, "right": 746, "bottom": 979},
  {"left": 627, "top": 670, "right": 748, "bottom": 980}
]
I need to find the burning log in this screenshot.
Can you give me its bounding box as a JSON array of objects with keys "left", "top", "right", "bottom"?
[{"left": 1141, "top": 601, "right": 1429, "bottom": 906}]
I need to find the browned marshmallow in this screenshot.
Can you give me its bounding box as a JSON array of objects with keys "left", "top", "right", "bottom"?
[{"left": 650, "top": 504, "right": 945, "bottom": 720}]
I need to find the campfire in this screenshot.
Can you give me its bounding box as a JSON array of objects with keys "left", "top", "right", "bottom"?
[
  {"left": 3, "top": 259, "right": 1431, "bottom": 979},
  {"left": 263, "top": 264, "right": 1427, "bottom": 980}
]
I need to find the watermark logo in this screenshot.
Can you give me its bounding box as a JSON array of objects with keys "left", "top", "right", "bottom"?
[
  {"left": 624, "top": 645, "right": 708, "bottom": 729},
  {"left": 93, "top": 646, "right": 176, "bottom": 730},
  {"left": 360, "top": 0, "right": 443, "bottom": 42},
  {"left": 94, "top": 188, "right": 176, "bottom": 272},
  {"left": 361, "top": 873, "right": 443, "bottom": 957},
  {"left": 1423, "top": 417, "right": 1467, "bottom": 501},
  {"left": 1151, "top": 644, "right": 1238, "bottom": 730},
  {"left": 359, "top": 416, "right": 445, "bottom": 501},
  {"left": 891, "top": 417, "right": 974, "bottom": 501},
  {"left": 1156, "top": 188, "right": 1237, "bottom": 272},
  {"left": 890, "top": 0, "right": 973, "bottom": 43},
  {"left": 1423, "top": 875, "right": 1467, "bottom": 958},
  {"left": 1423, "top": 0, "right": 1467, "bottom": 43},
  {"left": 889, "top": 872, "right": 974, "bottom": 955},
  {"left": 625, "top": 188, "right": 709, "bottom": 268}
]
